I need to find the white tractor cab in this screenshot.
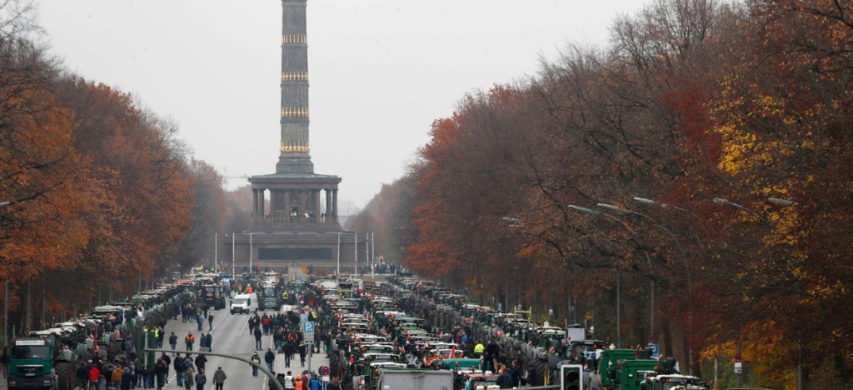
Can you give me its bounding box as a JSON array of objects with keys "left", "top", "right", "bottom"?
[{"left": 231, "top": 293, "right": 258, "bottom": 314}]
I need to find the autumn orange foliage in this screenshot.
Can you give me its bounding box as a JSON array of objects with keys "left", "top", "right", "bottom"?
[
  {"left": 0, "top": 21, "right": 223, "bottom": 337},
  {"left": 350, "top": 0, "right": 852, "bottom": 388}
]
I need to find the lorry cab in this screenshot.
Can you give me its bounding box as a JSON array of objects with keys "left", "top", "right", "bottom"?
[
  {"left": 231, "top": 293, "right": 258, "bottom": 314},
  {"left": 7, "top": 338, "right": 56, "bottom": 390}
]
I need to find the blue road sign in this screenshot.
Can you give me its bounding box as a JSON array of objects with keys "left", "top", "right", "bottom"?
[
  {"left": 649, "top": 343, "right": 660, "bottom": 358},
  {"left": 303, "top": 320, "right": 315, "bottom": 334}
]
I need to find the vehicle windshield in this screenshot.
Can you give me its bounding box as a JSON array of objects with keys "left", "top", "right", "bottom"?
[
  {"left": 12, "top": 345, "right": 50, "bottom": 359},
  {"left": 233, "top": 298, "right": 249, "bottom": 305}
]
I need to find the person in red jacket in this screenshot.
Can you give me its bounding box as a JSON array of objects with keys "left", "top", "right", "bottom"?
[{"left": 88, "top": 364, "right": 101, "bottom": 390}]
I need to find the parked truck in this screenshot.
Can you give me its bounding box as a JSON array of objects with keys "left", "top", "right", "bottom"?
[{"left": 6, "top": 337, "right": 75, "bottom": 390}]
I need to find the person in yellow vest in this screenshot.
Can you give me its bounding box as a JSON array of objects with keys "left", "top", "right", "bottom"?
[{"left": 474, "top": 342, "right": 485, "bottom": 358}]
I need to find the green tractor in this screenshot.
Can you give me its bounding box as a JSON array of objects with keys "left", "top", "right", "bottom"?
[
  {"left": 7, "top": 337, "right": 77, "bottom": 390},
  {"left": 615, "top": 360, "right": 661, "bottom": 390},
  {"left": 601, "top": 349, "right": 639, "bottom": 389},
  {"left": 200, "top": 283, "right": 227, "bottom": 310}
]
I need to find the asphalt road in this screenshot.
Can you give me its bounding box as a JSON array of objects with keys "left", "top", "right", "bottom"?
[{"left": 159, "top": 305, "right": 328, "bottom": 390}]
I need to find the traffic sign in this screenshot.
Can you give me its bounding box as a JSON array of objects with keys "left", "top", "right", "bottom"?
[
  {"left": 734, "top": 362, "right": 743, "bottom": 374},
  {"left": 648, "top": 343, "right": 660, "bottom": 358},
  {"left": 303, "top": 320, "right": 315, "bottom": 333}
]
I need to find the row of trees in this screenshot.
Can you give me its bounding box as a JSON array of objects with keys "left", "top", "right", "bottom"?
[
  {"left": 0, "top": 2, "right": 225, "bottom": 338},
  {"left": 349, "top": 0, "right": 851, "bottom": 388}
]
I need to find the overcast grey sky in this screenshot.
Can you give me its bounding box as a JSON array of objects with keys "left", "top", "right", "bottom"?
[{"left": 37, "top": 0, "right": 644, "bottom": 213}]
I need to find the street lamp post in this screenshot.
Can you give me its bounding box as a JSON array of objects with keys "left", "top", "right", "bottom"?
[
  {"left": 336, "top": 232, "right": 341, "bottom": 275},
  {"left": 568, "top": 204, "right": 630, "bottom": 348},
  {"left": 631, "top": 197, "right": 698, "bottom": 373},
  {"left": 354, "top": 233, "right": 358, "bottom": 275},
  {"left": 713, "top": 196, "right": 799, "bottom": 389},
  {"left": 598, "top": 202, "right": 692, "bottom": 355}
]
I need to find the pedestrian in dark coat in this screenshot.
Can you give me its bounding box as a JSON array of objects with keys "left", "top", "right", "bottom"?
[
  {"left": 254, "top": 327, "right": 263, "bottom": 350},
  {"left": 194, "top": 368, "right": 206, "bottom": 390},
  {"left": 510, "top": 359, "right": 523, "bottom": 387},
  {"left": 298, "top": 343, "right": 307, "bottom": 366},
  {"left": 212, "top": 367, "right": 227, "bottom": 390},
  {"left": 496, "top": 368, "right": 514, "bottom": 388},
  {"left": 154, "top": 359, "right": 168, "bottom": 390},
  {"left": 195, "top": 354, "right": 207, "bottom": 372}
]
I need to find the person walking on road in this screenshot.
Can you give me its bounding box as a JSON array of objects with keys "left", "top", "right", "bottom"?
[
  {"left": 158, "top": 352, "right": 171, "bottom": 378},
  {"left": 196, "top": 313, "right": 204, "bottom": 332},
  {"left": 87, "top": 362, "right": 100, "bottom": 390},
  {"left": 208, "top": 313, "right": 214, "bottom": 331},
  {"left": 154, "top": 357, "right": 167, "bottom": 390},
  {"left": 264, "top": 348, "right": 276, "bottom": 372},
  {"left": 283, "top": 341, "right": 295, "bottom": 368},
  {"left": 267, "top": 372, "right": 279, "bottom": 390},
  {"left": 297, "top": 343, "right": 307, "bottom": 367},
  {"left": 184, "top": 332, "right": 195, "bottom": 351},
  {"left": 282, "top": 371, "right": 296, "bottom": 390},
  {"left": 212, "top": 367, "right": 227, "bottom": 390},
  {"left": 254, "top": 326, "right": 263, "bottom": 350},
  {"left": 174, "top": 353, "right": 186, "bottom": 387},
  {"left": 283, "top": 371, "right": 295, "bottom": 390},
  {"left": 183, "top": 364, "right": 195, "bottom": 390},
  {"left": 319, "top": 366, "right": 330, "bottom": 390},
  {"left": 194, "top": 354, "right": 207, "bottom": 373},
  {"left": 194, "top": 368, "right": 206, "bottom": 390},
  {"left": 110, "top": 362, "right": 123, "bottom": 390},
  {"left": 169, "top": 332, "right": 178, "bottom": 355},
  {"left": 250, "top": 352, "right": 261, "bottom": 377}
]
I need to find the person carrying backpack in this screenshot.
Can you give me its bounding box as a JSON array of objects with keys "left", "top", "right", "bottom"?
[
  {"left": 154, "top": 358, "right": 168, "bottom": 390},
  {"left": 110, "top": 364, "right": 123, "bottom": 390},
  {"left": 194, "top": 368, "right": 206, "bottom": 390},
  {"left": 174, "top": 354, "right": 185, "bottom": 387},
  {"left": 183, "top": 364, "right": 195, "bottom": 390}
]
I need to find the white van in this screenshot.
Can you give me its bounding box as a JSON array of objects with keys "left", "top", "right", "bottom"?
[{"left": 230, "top": 293, "right": 257, "bottom": 314}]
